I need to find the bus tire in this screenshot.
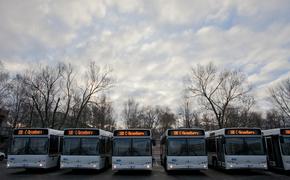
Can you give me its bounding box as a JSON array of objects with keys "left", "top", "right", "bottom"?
[
  {"left": 164, "top": 159, "right": 168, "bottom": 172},
  {"left": 213, "top": 159, "right": 218, "bottom": 169},
  {"left": 105, "top": 158, "right": 109, "bottom": 169},
  {"left": 0, "top": 155, "right": 4, "bottom": 161}
]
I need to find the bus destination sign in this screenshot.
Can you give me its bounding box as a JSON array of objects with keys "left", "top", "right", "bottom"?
[
  {"left": 114, "top": 130, "right": 150, "bottom": 136},
  {"left": 281, "top": 129, "right": 290, "bottom": 135},
  {"left": 64, "top": 129, "right": 99, "bottom": 136},
  {"left": 225, "top": 129, "right": 261, "bottom": 135},
  {"left": 14, "top": 129, "right": 48, "bottom": 135},
  {"left": 168, "top": 130, "right": 204, "bottom": 136}
]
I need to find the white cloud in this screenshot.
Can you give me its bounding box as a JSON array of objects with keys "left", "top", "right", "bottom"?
[{"left": 1, "top": 0, "right": 290, "bottom": 115}]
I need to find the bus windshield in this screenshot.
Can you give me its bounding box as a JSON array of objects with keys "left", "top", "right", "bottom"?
[
  {"left": 167, "top": 138, "right": 206, "bottom": 156},
  {"left": 11, "top": 137, "right": 48, "bottom": 155},
  {"left": 113, "top": 138, "right": 151, "bottom": 156},
  {"left": 281, "top": 137, "right": 290, "bottom": 155},
  {"left": 225, "top": 137, "right": 264, "bottom": 155},
  {"left": 63, "top": 138, "right": 99, "bottom": 155}
]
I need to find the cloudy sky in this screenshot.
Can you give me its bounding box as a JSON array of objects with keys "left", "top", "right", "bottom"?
[{"left": 1, "top": 0, "right": 290, "bottom": 115}]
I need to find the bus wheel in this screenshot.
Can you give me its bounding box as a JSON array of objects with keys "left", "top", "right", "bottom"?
[
  {"left": 164, "top": 160, "right": 168, "bottom": 172},
  {"left": 213, "top": 159, "right": 218, "bottom": 169},
  {"left": 105, "top": 158, "right": 110, "bottom": 169},
  {"left": 0, "top": 155, "right": 4, "bottom": 161}
]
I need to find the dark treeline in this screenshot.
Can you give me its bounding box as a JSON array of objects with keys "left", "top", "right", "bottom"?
[{"left": 0, "top": 61, "right": 289, "bottom": 133}]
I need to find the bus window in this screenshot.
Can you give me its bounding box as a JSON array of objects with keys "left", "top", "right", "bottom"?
[
  {"left": 113, "top": 138, "right": 131, "bottom": 156},
  {"left": 225, "top": 137, "right": 264, "bottom": 155},
  {"left": 207, "top": 138, "right": 216, "bottom": 153},
  {"left": 11, "top": 137, "right": 48, "bottom": 155},
  {"left": 266, "top": 138, "right": 274, "bottom": 160},
  {"left": 167, "top": 139, "right": 187, "bottom": 156},
  {"left": 132, "top": 139, "right": 151, "bottom": 156},
  {"left": 63, "top": 138, "right": 80, "bottom": 155},
  {"left": 281, "top": 137, "right": 290, "bottom": 155},
  {"left": 188, "top": 138, "right": 206, "bottom": 156},
  {"left": 82, "top": 138, "right": 99, "bottom": 155},
  {"left": 49, "top": 135, "right": 59, "bottom": 154},
  {"left": 11, "top": 138, "right": 28, "bottom": 155}
]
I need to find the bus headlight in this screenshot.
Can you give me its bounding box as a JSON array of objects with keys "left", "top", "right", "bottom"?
[
  {"left": 169, "top": 165, "right": 173, "bottom": 169},
  {"left": 39, "top": 163, "right": 43, "bottom": 167},
  {"left": 7, "top": 163, "right": 10, "bottom": 167},
  {"left": 146, "top": 165, "right": 151, "bottom": 168},
  {"left": 113, "top": 165, "right": 117, "bottom": 169}
]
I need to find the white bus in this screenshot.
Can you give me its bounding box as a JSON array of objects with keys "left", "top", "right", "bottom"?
[
  {"left": 7, "top": 128, "right": 63, "bottom": 169},
  {"left": 206, "top": 128, "right": 267, "bottom": 170},
  {"left": 263, "top": 128, "right": 290, "bottom": 171},
  {"left": 61, "top": 128, "right": 112, "bottom": 170},
  {"left": 160, "top": 128, "right": 208, "bottom": 171},
  {"left": 112, "top": 129, "right": 154, "bottom": 171}
]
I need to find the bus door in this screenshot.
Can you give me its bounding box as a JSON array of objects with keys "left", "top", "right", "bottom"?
[
  {"left": 266, "top": 136, "right": 283, "bottom": 168},
  {"left": 217, "top": 136, "right": 225, "bottom": 166}
]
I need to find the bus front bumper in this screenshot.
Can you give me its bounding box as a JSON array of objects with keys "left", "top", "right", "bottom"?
[
  {"left": 166, "top": 163, "right": 208, "bottom": 170},
  {"left": 60, "top": 162, "right": 100, "bottom": 169},
  {"left": 112, "top": 164, "right": 152, "bottom": 171},
  {"left": 7, "top": 162, "right": 47, "bottom": 169}
]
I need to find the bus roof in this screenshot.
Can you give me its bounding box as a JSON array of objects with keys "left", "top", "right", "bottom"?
[
  {"left": 13, "top": 128, "right": 63, "bottom": 136},
  {"left": 262, "top": 128, "right": 290, "bottom": 136},
  {"left": 206, "top": 127, "right": 262, "bottom": 137},
  {"left": 63, "top": 128, "right": 113, "bottom": 137}
]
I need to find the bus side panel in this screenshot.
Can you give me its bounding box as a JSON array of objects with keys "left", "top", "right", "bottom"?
[
  {"left": 7, "top": 155, "right": 58, "bottom": 169},
  {"left": 112, "top": 156, "right": 152, "bottom": 170}
]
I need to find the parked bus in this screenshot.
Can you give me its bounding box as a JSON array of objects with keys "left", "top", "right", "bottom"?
[
  {"left": 7, "top": 128, "right": 63, "bottom": 169},
  {"left": 112, "top": 129, "right": 154, "bottom": 171},
  {"left": 206, "top": 128, "right": 267, "bottom": 170},
  {"left": 263, "top": 128, "right": 290, "bottom": 171},
  {"left": 160, "top": 128, "right": 207, "bottom": 171},
  {"left": 61, "top": 128, "right": 112, "bottom": 170}
]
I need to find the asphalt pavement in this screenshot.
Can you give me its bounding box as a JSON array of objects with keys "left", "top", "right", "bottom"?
[{"left": 1, "top": 160, "right": 289, "bottom": 180}]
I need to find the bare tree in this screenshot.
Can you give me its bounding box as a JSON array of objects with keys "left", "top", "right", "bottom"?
[
  {"left": 178, "top": 94, "right": 199, "bottom": 128},
  {"left": 122, "top": 98, "right": 141, "bottom": 128},
  {"left": 89, "top": 95, "right": 115, "bottom": 131},
  {"left": 57, "top": 63, "right": 75, "bottom": 129},
  {"left": 72, "top": 62, "right": 113, "bottom": 127},
  {"left": 264, "top": 109, "right": 286, "bottom": 129},
  {"left": 139, "top": 106, "right": 160, "bottom": 129},
  {"left": 269, "top": 78, "right": 290, "bottom": 122},
  {"left": 22, "top": 64, "right": 64, "bottom": 128},
  {"left": 157, "top": 107, "right": 176, "bottom": 134},
  {"left": 187, "top": 63, "right": 252, "bottom": 128},
  {"left": 0, "top": 61, "right": 11, "bottom": 107},
  {"left": 6, "top": 74, "right": 30, "bottom": 128}
]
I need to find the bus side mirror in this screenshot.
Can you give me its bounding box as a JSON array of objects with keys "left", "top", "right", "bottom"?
[
  {"left": 152, "top": 139, "right": 156, "bottom": 146},
  {"left": 280, "top": 136, "right": 284, "bottom": 143}
]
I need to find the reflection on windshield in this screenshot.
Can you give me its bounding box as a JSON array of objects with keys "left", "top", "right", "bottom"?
[
  {"left": 225, "top": 137, "right": 264, "bottom": 155},
  {"left": 11, "top": 137, "right": 48, "bottom": 155},
  {"left": 167, "top": 138, "right": 206, "bottom": 156},
  {"left": 281, "top": 137, "right": 290, "bottom": 155},
  {"left": 63, "top": 138, "right": 99, "bottom": 155},
  {"left": 132, "top": 139, "right": 151, "bottom": 156},
  {"left": 113, "top": 138, "right": 151, "bottom": 156}
]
